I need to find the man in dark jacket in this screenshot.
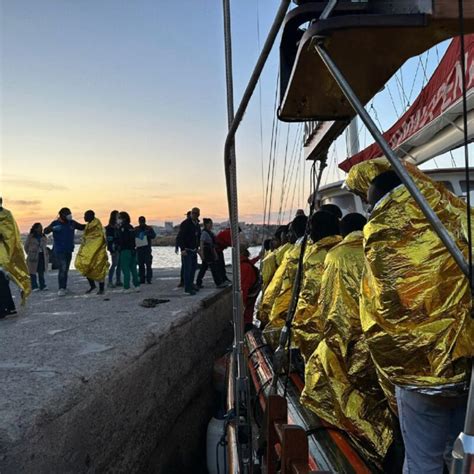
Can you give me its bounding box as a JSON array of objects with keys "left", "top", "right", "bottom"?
[
  {"left": 177, "top": 207, "right": 201, "bottom": 295},
  {"left": 135, "top": 216, "right": 156, "bottom": 284},
  {"left": 44, "top": 207, "right": 85, "bottom": 296}
]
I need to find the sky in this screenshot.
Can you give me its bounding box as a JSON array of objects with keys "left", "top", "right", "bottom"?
[{"left": 0, "top": 1, "right": 468, "bottom": 231}]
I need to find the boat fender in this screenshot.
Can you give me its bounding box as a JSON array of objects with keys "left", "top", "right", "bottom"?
[{"left": 206, "top": 416, "right": 226, "bottom": 474}]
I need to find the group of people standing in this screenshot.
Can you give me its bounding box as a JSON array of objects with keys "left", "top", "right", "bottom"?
[
  {"left": 176, "top": 207, "right": 233, "bottom": 295},
  {"left": 0, "top": 203, "right": 158, "bottom": 319},
  {"left": 253, "top": 157, "right": 474, "bottom": 473}
]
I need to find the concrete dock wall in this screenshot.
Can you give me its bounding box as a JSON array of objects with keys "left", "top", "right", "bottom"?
[{"left": 0, "top": 271, "right": 233, "bottom": 473}]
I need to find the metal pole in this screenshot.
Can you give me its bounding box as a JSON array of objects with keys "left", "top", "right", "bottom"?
[
  {"left": 222, "top": 0, "right": 290, "bottom": 396},
  {"left": 346, "top": 117, "right": 360, "bottom": 156},
  {"left": 222, "top": 0, "right": 241, "bottom": 416},
  {"left": 224, "top": 0, "right": 291, "bottom": 166},
  {"left": 222, "top": 1, "right": 290, "bottom": 471},
  {"left": 314, "top": 42, "right": 471, "bottom": 278}
]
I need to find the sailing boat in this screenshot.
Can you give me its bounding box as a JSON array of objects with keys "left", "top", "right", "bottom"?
[{"left": 221, "top": 1, "right": 474, "bottom": 472}]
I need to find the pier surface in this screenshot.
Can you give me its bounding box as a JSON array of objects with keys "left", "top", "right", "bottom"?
[{"left": 0, "top": 268, "right": 233, "bottom": 473}]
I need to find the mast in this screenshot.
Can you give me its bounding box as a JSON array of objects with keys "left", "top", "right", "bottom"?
[
  {"left": 221, "top": 1, "right": 291, "bottom": 470},
  {"left": 346, "top": 118, "right": 360, "bottom": 157}
]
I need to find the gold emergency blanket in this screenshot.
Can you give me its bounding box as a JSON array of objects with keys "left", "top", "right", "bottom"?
[
  {"left": 347, "top": 158, "right": 474, "bottom": 393},
  {"left": 0, "top": 208, "right": 31, "bottom": 302},
  {"left": 292, "top": 235, "right": 342, "bottom": 360},
  {"left": 75, "top": 218, "right": 109, "bottom": 281},
  {"left": 301, "top": 231, "right": 393, "bottom": 465},
  {"left": 261, "top": 250, "right": 278, "bottom": 292},
  {"left": 263, "top": 243, "right": 304, "bottom": 347},
  {"left": 259, "top": 242, "right": 292, "bottom": 326}
]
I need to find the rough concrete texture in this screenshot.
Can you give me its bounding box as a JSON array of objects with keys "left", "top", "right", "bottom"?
[{"left": 0, "top": 268, "right": 233, "bottom": 473}]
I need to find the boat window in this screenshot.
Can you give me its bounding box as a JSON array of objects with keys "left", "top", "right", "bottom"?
[
  {"left": 460, "top": 180, "right": 474, "bottom": 195},
  {"left": 322, "top": 194, "right": 356, "bottom": 214}
]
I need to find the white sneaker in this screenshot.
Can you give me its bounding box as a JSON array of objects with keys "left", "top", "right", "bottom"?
[
  {"left": 32, "top": 288, "right": 40, "bottom": 292},
  {"left": 58, "top": 289, "right": 67, "bottom": 297},
  {"left": 122, "top": 288, "right": 132, "bottom": 294},
  {"left": 134, "top": 287, "right": 141, "bottom": 293}
]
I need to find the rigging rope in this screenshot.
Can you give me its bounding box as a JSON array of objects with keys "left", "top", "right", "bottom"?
[
  {"left": 263, "top": 71, "right": 280, "bottom": 231},
  {"left": 385, "top": 83, "right": 401, "bottom": 120},
  {"left": 283, "top": 124, "right": 303, "bottom": 220},
  {"left": 277, "top": 124, "right": 291, "bottom": 225},
  {"left": 288, "top": 149, "right": 302, "bottom": 221}
]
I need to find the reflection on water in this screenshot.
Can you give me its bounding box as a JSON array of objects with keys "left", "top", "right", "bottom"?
[{"left": 69, "top": 246, "right": 261, "bottom": 270}]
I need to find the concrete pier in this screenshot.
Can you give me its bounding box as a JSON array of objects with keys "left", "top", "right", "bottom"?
[{"left": 0, "top": 268, "right": 233, "bottom": 473}]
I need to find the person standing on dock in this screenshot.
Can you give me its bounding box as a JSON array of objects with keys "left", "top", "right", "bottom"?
[
  {"left": 118, "top": 211, "right": 140, "bottom": 293},
  {"left": 105, "top": 210, "right": 122, "bottom": 288},
  {"left": 177, "top": 207, "right": 201, "bottom": 295},
  {"left": 135, "top": 216, "right": 156, "bottom": 285},
  {"left": 44, "top": 207, "right": 85, "bottom": 296},
  {"left": 24, "top": 223, "right": 49, "bottom": 291},
  {"left": 196, "top": 218, "right": 226, "bottom": 289},
  {"left": 0, "top": 197, "right": 31, "bottom": 318},
  {"left": 75, "top": 210, "right": 109, "bottom": 295}
]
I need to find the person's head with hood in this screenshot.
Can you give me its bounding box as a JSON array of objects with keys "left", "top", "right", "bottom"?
[
  {"left": 345, "top": 157, "right": 392, "bottom": 202},
  {"left": 263, "top": 238, "right": 272, "bottom": 252},
  {"left": 118, "top": 211, "right": 131, "bottom": 226},
  {"left": 340, "top": 212, "right": 367, "bottom": 237},
  {"left": 310, "top": 210, "right": 340, "bottom": 242},
  {"left": 289, "top": 215, "right": 308, "bottom": 243},
  {"left": 109, "top": 210, "right": 119, "bottom": 227},
  {"left": 367, "top": 170, "right": 402, "bottom": 212},
  {"left": 320, "top": 203, "right": 343, "bottom": 219},
  {"left": 295, "top": 209, "right": 306, "bottom": 217},
  {"left": 59, "top": 207, "right": 73, "bottom": 222},
  {"left": 203, "top": 218, "right": 213, "bottom": 231},
  {"left": 84, "top": 210, "right": 95, "bottom": 223},
  {"left": 274, "top": 225, "right": 289, "bottom": 247}
]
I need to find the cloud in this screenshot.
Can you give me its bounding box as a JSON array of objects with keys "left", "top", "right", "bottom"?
[
  {"left": 8, "top": 199, "right": 42, "bottom": 206},
  {"left": 2, "top": 176, "right": 68, "bottom": 191}
]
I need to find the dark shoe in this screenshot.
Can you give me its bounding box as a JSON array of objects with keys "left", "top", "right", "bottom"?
[
  {"left": 86, "top": 287, "right": 96, "bottom": 294},
  {"left": 146, "top": 281, "right": 152, "bottom": 284},
  {"left": 97, "top": 289, "right": 105, "bottom": 295},
  {"left": 177, "top": 282, "right": 184, "bottom": 288},
  {"left": 196, "top": 283, "right": 203, "bottom": 289},
  {"left": 193, "top": 285, "right": 200, "bottom": 291}
]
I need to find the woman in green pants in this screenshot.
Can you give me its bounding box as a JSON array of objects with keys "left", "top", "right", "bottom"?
[{"left": 118, "top": 211, "right": 140, "bottom": 293}]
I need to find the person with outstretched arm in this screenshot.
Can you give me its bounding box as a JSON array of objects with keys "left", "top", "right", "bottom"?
[{"left": 44, "top": 207, "right": 85, "bottom": 296}]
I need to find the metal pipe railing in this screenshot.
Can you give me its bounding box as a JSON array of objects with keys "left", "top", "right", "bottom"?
[
  {"left": 314, "top": 41, "right": 471, "bottom": 279},
  {"left": 222, "top": 0, "right": 291, "bottom": 471}
]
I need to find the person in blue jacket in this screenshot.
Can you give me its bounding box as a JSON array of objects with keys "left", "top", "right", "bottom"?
[{"left": 44, "top": 207, "right": 85, "bottom": 296}]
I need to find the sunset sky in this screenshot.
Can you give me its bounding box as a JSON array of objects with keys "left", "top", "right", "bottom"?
[{"left": 0, "top": 1, "right": 465, "bottom": 231}]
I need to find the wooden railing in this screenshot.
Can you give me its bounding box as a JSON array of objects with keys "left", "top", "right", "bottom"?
[{"left": 266, "top": 394, "right": 327, "bottom": 474}]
